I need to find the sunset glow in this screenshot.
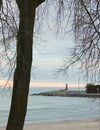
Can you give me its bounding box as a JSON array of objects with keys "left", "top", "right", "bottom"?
[
  {"left": 30, "top": 81, "right": 65, "bottom": 87},
  {"left": 0, "top": 80, "right": 13, "bottom": 86},
  {"left": 30, "top": 81, "right": 85, "bottom": 88},
  {"left": 0, "top": 79, "right": 86, "bottom": 88}
]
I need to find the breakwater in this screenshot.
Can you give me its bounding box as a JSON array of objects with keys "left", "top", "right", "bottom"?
[{"left": 32, "top": 89, "right": 100, "bottom": 98}]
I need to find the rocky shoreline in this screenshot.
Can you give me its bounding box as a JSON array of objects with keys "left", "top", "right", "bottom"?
[{"left": 31, "top": 89, "right": 100, "bottom": 98}]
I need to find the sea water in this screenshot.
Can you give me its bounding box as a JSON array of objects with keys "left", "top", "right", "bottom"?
[{"left": 0, "top": 87, "right": 100, "bottom": 126}]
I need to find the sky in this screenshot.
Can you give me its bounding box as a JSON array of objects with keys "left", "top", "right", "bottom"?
[
  {"left": 30, "top": 0, "right": 97, "bottom": 88},
  {"left": 0, "top": 1, "right": 87, "bottom": 88},
  {"left": 31, "top": 28, "right": 87, "bottom": 87},
  {"left": 0, "top": 32, "right": 85, "bottom": 88},
  {"left": 29, "top": 2, "right": 87, "bottom": 87},
  {"left": 29, "top": 3, "right": 88, "bottom": 87}
]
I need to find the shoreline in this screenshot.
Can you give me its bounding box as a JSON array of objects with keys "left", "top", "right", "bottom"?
[
  {"left": 31, "top": 89, "right": 100, "bottom": 98},
  {"left": 0, "top": 118, "right": 100, "bottom": 130}
]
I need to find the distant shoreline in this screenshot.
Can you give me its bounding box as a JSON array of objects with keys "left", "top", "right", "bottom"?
[{"left": 31, "top": 89, "right": 100, "bottom": 98}]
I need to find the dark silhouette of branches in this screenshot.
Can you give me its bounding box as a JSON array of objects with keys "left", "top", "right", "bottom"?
[
  {"left": 63, "top": 0, "right": 100, "bottom": 81},
  {"left": 0, "top": 0, "right": 18, "bottom": 86}
]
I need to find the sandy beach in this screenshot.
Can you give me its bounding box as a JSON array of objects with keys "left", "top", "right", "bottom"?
[{"left": 0, "top": 119, "right": 100, "bottom": 130}]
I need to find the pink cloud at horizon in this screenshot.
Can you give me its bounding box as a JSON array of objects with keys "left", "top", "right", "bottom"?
[
  {"left": 30, "top": 82, "right": 65, "bottom": 87},
  {"left": 0, "top": 80, "right": 12, "bottom": 86},
  {"left": 0, "top": 80, "right": 86, "bottom": 88},
  {"left": 30, "top": 81, "right": 86, "bottom": 88}
]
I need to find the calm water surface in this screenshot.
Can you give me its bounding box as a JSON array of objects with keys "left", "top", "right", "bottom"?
[{"left": 0, "top": 87, "right": 100, "bottom": 126}]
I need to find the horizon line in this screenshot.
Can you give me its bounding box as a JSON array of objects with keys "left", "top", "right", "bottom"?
[{"left": 0, "top": 79, "right": 86, "bottom": 88}]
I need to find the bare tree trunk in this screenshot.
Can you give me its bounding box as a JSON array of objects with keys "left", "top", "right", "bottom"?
[
  {"left": 6, "top": 12, "right": 34, "bottom": 130},
  {"left": 6, "top": 1, "right": 35, "bottom": 130},
  {"left": 0, "top": 0, "right": 2, "bottom": 9}
]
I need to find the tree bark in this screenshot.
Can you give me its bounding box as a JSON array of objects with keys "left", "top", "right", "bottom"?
[
  {"left": 0, "top": 0, "right": 2, "bottom": 9},
  {"left": 6, "top": 1, "right": 45, "bottom": 130}
]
